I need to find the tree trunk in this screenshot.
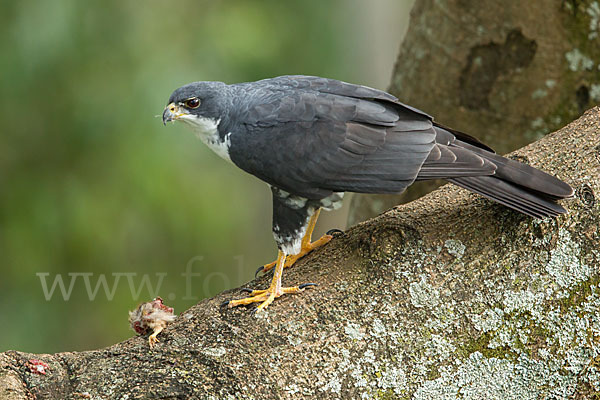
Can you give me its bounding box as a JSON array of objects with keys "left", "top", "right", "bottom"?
[
  {"left": 349, "top": 0, "right": 600, "bottom": 225},
  {"left": 1, "top": 106, "right": 599, "bottom": 399}
]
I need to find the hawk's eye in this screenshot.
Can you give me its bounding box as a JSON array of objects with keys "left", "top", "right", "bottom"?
[
  {"left": 184, "top": 97, "right": 200, "bottom": 109},
  {"left": 183, "top": 97, "right": 200, "bottom": 108}
]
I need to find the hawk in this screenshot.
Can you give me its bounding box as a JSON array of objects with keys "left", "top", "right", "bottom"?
[{"left": 162, "top": 75, "right": 573, "bottom": 311}]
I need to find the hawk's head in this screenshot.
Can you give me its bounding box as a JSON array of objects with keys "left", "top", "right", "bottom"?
[{"left": 162, "top": 81, "right": 228, "bottom": 131}]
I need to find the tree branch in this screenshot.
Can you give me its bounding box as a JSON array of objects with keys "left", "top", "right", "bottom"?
[{"left": 2, "top": 108, "right": 599, "bottom": 399}]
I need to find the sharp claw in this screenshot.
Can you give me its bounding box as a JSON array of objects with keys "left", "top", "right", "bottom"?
[
  {"left": 255, "top": 265, "right": 265, "bottom": 278},
  {"left": 298, "top": 283, "right": 318, "bottom": 290},
  {"left": 220, "top": 300, "right": 231, "bottom": 307},
  {"left": 326, "top": 228, "right": 344, "bottom": 236},
  {"left": 240, "top": 288, "right": 254, "bottom": 293}
]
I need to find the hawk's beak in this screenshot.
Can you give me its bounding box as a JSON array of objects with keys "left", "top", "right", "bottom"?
[{"left": 162, "top": 103, "right": 186, "bottom": 125}]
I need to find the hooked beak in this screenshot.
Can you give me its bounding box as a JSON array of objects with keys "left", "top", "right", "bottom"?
[{"left": 162, "top": 103, "right": 187, "bottom": 125}]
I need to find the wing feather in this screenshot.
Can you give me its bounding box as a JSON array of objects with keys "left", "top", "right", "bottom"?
[{"left": 228, "top": 89, "right": 437, "bottom": 197}]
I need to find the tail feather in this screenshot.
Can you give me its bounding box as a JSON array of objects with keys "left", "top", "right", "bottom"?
[
  {"left": 449, "top": 176, "right": 566, "bottom": 218},
  {"left": 454, "top": 140, "right": 574, "bottom": 199},
  {"left": 429, "top": 125, "right": 573, "bottom": 218}
]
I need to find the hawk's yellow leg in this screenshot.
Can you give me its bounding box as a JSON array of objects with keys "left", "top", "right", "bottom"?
[
  {"left": 228, "top": 251, "right": 314, "bottom": 311},
  {"left": 260, "top": 209, "right": 333, "bottom": 275}
]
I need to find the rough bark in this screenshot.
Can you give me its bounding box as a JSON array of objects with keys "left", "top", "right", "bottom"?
[
  {"left": 1, "top": 105, "right": 599, "bottom": 399},
  {"left": 349, "top": 0, "right": 600, "bottom": 225}
]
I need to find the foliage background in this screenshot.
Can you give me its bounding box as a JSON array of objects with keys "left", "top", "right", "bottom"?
[{"left": 0, "top": 0, "right": 412, "bottom": 352}]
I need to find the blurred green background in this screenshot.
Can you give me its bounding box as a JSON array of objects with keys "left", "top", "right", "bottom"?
[{"left": 0, "top": 0, "right": 411, "bottom": 352}]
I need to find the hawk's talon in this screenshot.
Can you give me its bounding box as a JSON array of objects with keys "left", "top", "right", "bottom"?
[
  {"left": 228, "top": 292, "right": 268, "bottom": 308},
  {"left": 255, "top": 265, "right": 266, "bottom": 278},
  {"left": 227, "top": 251, "right": 314, "bottom": 312},
  {"left": 326, "top": 228, "right": 344, "bottom": 237},
  {"left": 298, "top": 282, "right": 318, "bottom": 290},
  {"left": 229, "top": 285, "right": 314, "bottom": 311}
]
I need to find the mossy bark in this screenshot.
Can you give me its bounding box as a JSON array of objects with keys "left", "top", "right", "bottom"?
[
  {"left": 349, "top": 0, "right": 600, "bottom": 225},
  {"left": 1, "top": 105, "right": 599, "bottom": 399}
]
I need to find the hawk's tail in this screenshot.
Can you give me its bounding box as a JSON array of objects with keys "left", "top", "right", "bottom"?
[
  {"left": 448, "top": 175, "right": 568, "bottom": 218},
  {"left": 434, "top": 125, "right": 574, "bottom": 218}
]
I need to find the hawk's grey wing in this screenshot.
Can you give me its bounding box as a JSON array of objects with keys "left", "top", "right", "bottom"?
[
  {"left": 261, "top": 75, "right": 430, "bottom": 119},
  {"left": 228, "top": 87, "right": 493, "bottom": 199},
  {"left": 259, "top": 75, "right": 495, "bottom": 152}
]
